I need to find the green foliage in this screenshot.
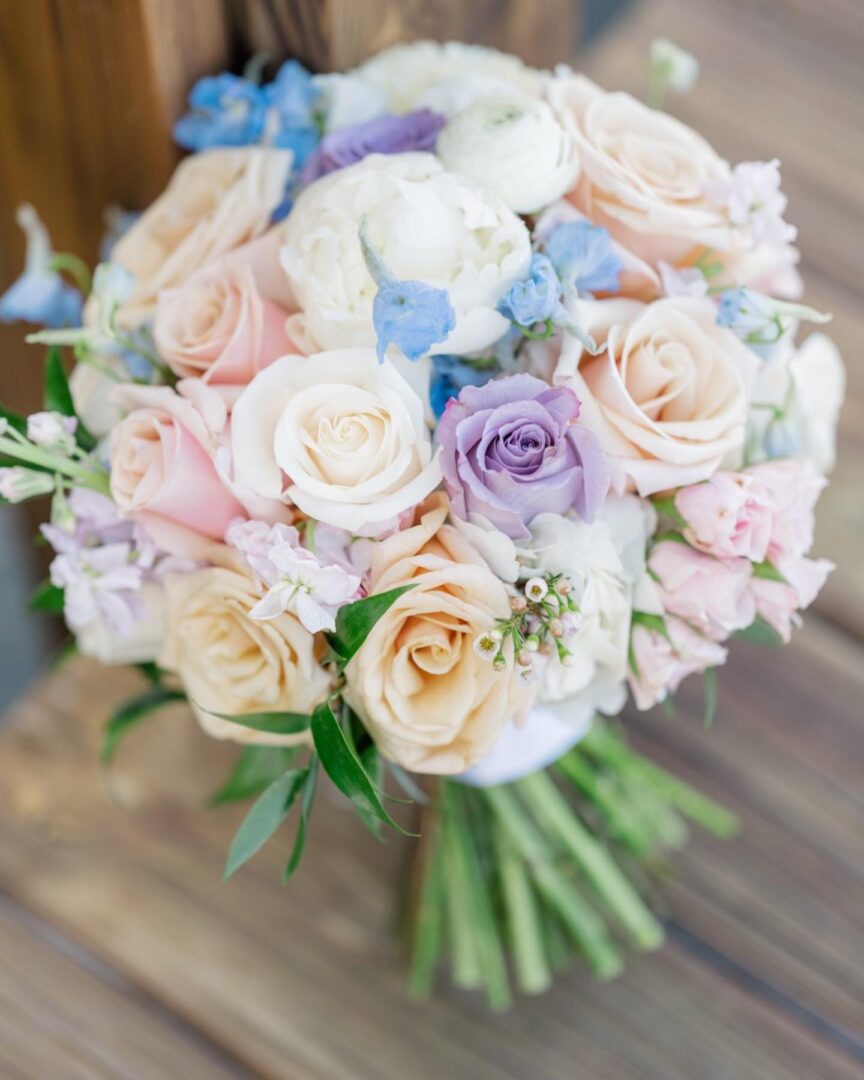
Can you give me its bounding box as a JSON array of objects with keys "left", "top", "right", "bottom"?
[
  {"left": 201, "top": 708, "right": 311, "bottom": 736},
  {"left": 208, "top": 746, "right": 300, "bottom": 807},
  {"left": 328, "top": 585, "right": 414, "bottom": 664},
  {"left": 43, "top": 347, "right": 97, "bottom": 451},
  {"left": 284, "top": 760, "right": 317, "bottom": 880},
  {"left": 28, "top": 580, "right": 64, "bottom": 614},
  {"left": 224, "top": 769, "right": 308, "bottom": 879}
]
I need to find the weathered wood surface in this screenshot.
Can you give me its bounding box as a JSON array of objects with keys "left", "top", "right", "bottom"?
[{"left": 0, "top": 0, "right": 862, "bottom": 1076}]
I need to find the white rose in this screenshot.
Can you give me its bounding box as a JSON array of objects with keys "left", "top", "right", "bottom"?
[
  {"left": 524, "top": 495, "right": 654, "bottom": 712},
  {"left": 437, "top": 96, "right": 580, "bottom": 213},
  {"left": 279, "top": 152, "right": 531, "bottom": 356},
  {"left": 110, "top": 148, "right": 293, "bottom": 325},
  {"left": 231, "top": 349, "right": 442, "bottom": 532},
  {"left": 69, "top": 357, "right": 125, "bottom": 438},
  {"left": 350, "top": 41, "right": 542, "bottom": 114},
  {"left": 747, "top": 331, "right": 845, "bottom": 473},
  {"left": 538, "top": 296, "right": 757, "bottom": 495},
  {"left": 76, "top": 582, "right": 165, "bottom": 665}
]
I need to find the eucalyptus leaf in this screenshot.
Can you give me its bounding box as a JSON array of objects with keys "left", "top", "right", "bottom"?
[
  {"left": 102, "top": 686, "right": 186, "bottom": 764},
  {"left": 209, "top": 745, "right": 300, "bottom": 807},
  {"left": 224, "top": 769, "right": 306, "bottom": 879},
  {"left": 329, "top": 585, "right": 415, "bottom": 663},
  {"left": 310, "top": 700, "right": 411, "bottom": 836}
]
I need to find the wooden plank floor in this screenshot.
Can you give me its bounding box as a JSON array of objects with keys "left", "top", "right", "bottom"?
[{"left": 0, "top": 0, "right": 862, "bottom": 1076}]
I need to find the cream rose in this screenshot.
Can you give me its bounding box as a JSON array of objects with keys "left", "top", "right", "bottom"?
[
  {"left": 110, "top": 148, "right": 292, "bottom": 325},
  {"left": 350, "top": 41, "right": 542, "bottom": 115},
  {"left": 344, "top": 495, "right": 534, "bottom": 773},
  {"left": 538, "top": 296, "right": 757, "bottom": 495},
  {"left": 159, "top": 549, "right": 331, "bottom": 746},
  {"left": 548, "top": 71, "right": 733, "bottom": 273},
  {"left": 279, "top": 152, "right": 531, "bottom": 356},
  {"left": 437, "top": 96, "right": 580, "bottom": 213},
  {"left": 231, "top": 349, "right": 441, "bottom": 532}
]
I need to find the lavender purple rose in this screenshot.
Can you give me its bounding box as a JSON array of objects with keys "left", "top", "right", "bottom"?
[
  {"left": 438, "top": 373, "right": 610, "bottom": 539},
  {"left": 301, "top": 109, "right": 446, "bottom": 184}
]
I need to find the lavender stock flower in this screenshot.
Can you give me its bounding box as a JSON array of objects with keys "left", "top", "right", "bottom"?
[
  {"left": 438, "top": 373, "right": 610, "bottom": 540},
  {"left": 302, "top": 110, "right": 446, "bottom": 184}
]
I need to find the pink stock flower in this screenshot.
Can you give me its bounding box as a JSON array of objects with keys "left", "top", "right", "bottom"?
[
  {"left": 227, "top": 519, "right": 361, "bottom": 634},
  {"left": 649, "top": 540, "right": 755, "bottom": 641},
  {"left": 746, "top": 459, "right": 825, "bottom": 564},
  {"left": 629, "top": 615, "right": 726, "bottom": 711},
  {"left": 749, "top": 556, "right": 833, "bottom": 643},
  {"left": 674, "top": 471, "right": 774, "bottom": 562}
]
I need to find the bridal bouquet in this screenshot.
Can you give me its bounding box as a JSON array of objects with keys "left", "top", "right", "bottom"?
[{"left": 0, "top": 39, "right": 844, "bottom": 1007}]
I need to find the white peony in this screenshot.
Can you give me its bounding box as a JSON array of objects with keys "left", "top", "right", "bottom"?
[
  {"left": 349, "top": 41, "right": 543, "bottom": 114},
  {"left": 437, "top": 95, "right": 580, "bottom": 213},
  {"left": 279, "top": 152, "right": 531, "bottom": 356},
  {"left": 231, "top": 348, "right": 442, "bottom": 533},
  {"left": 524, "top": 495, "right": 655, "bottom": 714}
]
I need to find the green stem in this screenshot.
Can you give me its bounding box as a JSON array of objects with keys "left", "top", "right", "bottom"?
[
  {"left": 484, "top": 785, "right": 623, "bottom": 980},
  {"left": 556, "top": 749, "right": 654, "bottom": 856},
  {"left": 49, "top": 252, "right": 92, "bottom": 294},
  {"left": 407, "top": 807, "right": 445, "bottom": 1000},
  {"left": 516, "top": 772, "right": 664, "bottom": 951},
  {"left": 0, "top": 435, "right": 109, "bottom": 494},
  {"left": 495, "top": 821, "right": 551, "bottom": 995}
]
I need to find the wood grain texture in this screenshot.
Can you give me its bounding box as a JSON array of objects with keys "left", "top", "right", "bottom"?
[{"left": 233, "top": 0, "right": 578, "bottom": 70}]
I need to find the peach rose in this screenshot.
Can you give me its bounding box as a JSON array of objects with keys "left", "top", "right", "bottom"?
[
  {"left": 343, "top": 495, "right": 534, "bottom": 773},
  {"left": 160, "top": 548, "right": 331, "bottom": 746},
  {"left": 110, "top": 148, "right": 292, "bottom": 325},
  {"left": 538, "top": 296, "right": 757, "bottom": 496},
  {"left": 548, "top": 73, "right": 734, "bottom": 284},
  {"left": 109, "top": 382, "right": 245, "bottom": 557}
]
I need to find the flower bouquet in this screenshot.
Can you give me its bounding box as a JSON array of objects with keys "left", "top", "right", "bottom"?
[{"left": 0, "top": 39, "right": 844, "bottom": 1008}]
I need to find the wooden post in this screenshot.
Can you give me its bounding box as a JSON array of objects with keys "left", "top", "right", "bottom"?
[{"left": 233, "top": 0, "right": 579, "bottom": 71}]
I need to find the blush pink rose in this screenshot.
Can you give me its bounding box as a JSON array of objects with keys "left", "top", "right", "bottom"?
[
  {"left": 153, "top": 221, "right": 302, "bottom": 385},
  {"left": 649, "top": 540, "right": 755, "bottom": 641},
  {"left": 109, "top": 383, "right": 245, "bottom": 557},
  {"left": 746, "top": 459, "right": 826, "bottom": 563},
  {"left": 675, "top": 471, "right": 774, "bottom": 562},
  {"left": 629, "top": 615, "right": 726, "bottom": 711},
  {"left": 749, "top": 556, "right": 832, "bottom": 643}
]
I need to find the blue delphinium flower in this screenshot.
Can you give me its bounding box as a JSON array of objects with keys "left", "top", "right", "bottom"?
[
  {"left": 174, "top": 73, "right": 267, "bottom": 151},
  {"left": 546, "top": 220, "right": 621, "bottom": 295},
  {"left": 264, "top": 61, "right": 321, "bottom": 167},
  {"left": 359, "top": 219, "right": 456, "bottom": 363},
  {"left": 0, "top": 205, "right": 82, "bottom": 328},
  {"left": 429, "top": 355, "right": 497, "bottom": 419},
  {"left": 497, "top": 254, "right": 560, "bottom": 328}
]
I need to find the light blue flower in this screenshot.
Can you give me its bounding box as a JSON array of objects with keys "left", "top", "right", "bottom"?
[
  {"left": 429, "top": 355, "right": 497, "bottom": 419},
  {"left": 498, "top": 254, "right": 561, "bottom": 328},
  {"left": 174, "top": 73, "right": 267, "bottom": 151},
  {"left": 0, "top": 205, "right": 82, "bottom": 328},
  {"left": 716, "top": 288, "right": 784, "bottom": 359},
  {"left": 359, "top": 219, "right": 456, "bottom": 363},
  {"left": 546, "top": 220, "right": 621, "bottom": 295},
  {"left": 264, "top": 61, "right": 321, "bottom": 166}
]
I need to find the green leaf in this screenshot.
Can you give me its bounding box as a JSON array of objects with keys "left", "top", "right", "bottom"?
[
  {"left": 751, "top": 559, "right": 787, "bottom": 583},
  {"left": 735, "top": 616, "right": 783, "bottom": 646},
  {"left": 135, "top": 661, "right": 165, "bottom": 686},
  {"left": 29, "top": 580, "right": 64, "bottom": 614},
  {"left": 200, "top": 707, "right": 311, "bottom": 736},
  {"left": 284, "top": 758, "right": 318, "bottom": 880},
  {"left": 329, "top": 585, "right": 415, "bottom": 663},
  {"left": 703, "top": 666, "right": 718, "bottom": 728},
  {"left": 43, "top": 347, "right": 97, "bottom": 451},
  {"left": 102, "top": 686, "right": 186, "bottom": 764},
  {"left": 310, "top": 700, "right": 411, "bottom": 836},
  {"left": 224, "top": 769, "right": 306, "bottom": 879},
  {"left": 631, "top": 611, "right": 671, "bottom": 642},
  {"left": 0, "top": 403, "right": 27, "bottom": 435},
  {"left": 208, "top": 745, "right": 300, "bottom": 807},
  {"left": 651, "top": 494, "right": 686, "bottom": 526}
]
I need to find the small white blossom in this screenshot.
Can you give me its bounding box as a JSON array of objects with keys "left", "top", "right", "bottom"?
[
  {"left": 707, "top": 159, "right": 796, "bottom": 249},
  {"left": 26, "top": 410, "right": 77, "bottom": 452},
  {"left": 524, "top": 576, "right": 548, "bottom": 602},
  {"left": 473, "top": 632, "right": 499, "bottom": 661},
  {"left": 0, "top": 466, "right": 55, "bottom": 502},
  {"left": 658, "top": 261, "right": 709, "bottom": 299},
  {"left": 650, "top": 39, "right": 700, "bottom": 95}
]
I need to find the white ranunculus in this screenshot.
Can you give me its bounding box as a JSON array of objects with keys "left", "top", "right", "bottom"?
[
  {"left": 746, "top": 331, "right": 845, "bottom": 473},
  {"left": 524, "top": 495, "right": 655, "bottom": 712},
  {"left": 437, "top": 96, "right": 580, "bottom": 214},
  {"left": 76, "top": 582, "right": 166, "bottom": 665},
  {"left": 231, "top": 349, "right": 442, "bottom": 532},
  {"left": 279, "top": 152, "right": 531, "bottom": 356},
  {"left": 350, "top": 41, "right": 542, "bottom": 114}
]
